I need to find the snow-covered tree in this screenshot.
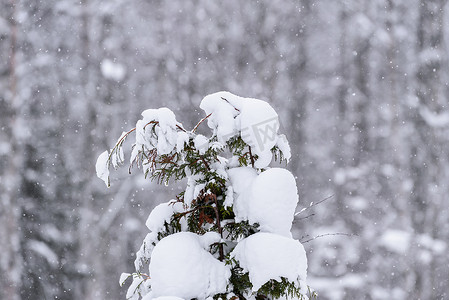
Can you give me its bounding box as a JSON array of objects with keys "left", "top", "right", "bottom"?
[{"left": 96, "top": 91, "right": 316, "bottom": 300}]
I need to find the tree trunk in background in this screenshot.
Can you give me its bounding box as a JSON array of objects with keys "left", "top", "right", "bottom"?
[
  {"left": 287, "top": 0, "right": 309, "bottom": 182},
  {"left": 0, "top": 1, "right": 22, "bottom": 299},
  {"left": 411, "top": 0, "right": 448, "bottom": 298}
]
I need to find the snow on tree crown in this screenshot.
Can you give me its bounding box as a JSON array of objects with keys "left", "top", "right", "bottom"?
[{"left": 96, "top": 91, "right": 315, "bottom": 300}]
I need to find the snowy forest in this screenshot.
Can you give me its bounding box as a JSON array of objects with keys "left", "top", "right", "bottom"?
[{"left": 1, "top": 0, "right": 448, "bottom": 299}]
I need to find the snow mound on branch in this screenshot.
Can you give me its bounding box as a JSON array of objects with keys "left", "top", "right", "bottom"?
[
  {"left": 96, "top": 150, "right": 110, "bottom": 187},
  {"left": 149, "top": 232, "right": 230, "bottom": 299},
  {"left": 135, "top": 107, "right": 183, "bottom": 155},
  {"left": 135, "top": 201, "right": 188, "bottom": 271},
  {"left": 194, "top": 134, "right": 209, "bottom": 155},
  {"left": 200, "top": 92, "right": 240, "bottom": 144},
  {"left": 227, "top": 167, "right": 258, "bottom": 219},
  {"left": 145, "top": 201, "right": 176, "bottom": 232},
  {"left": 228, "top": 167, "right": 298, "bottom": 237},
  {"left": 200, "top": 91, "right": 282, "bottom": 168},
  {"left": 231, "top": 232, "right": 308, "bottom": 291},
  {"left": 276, "top": 134, "right": 291, "bottom": 162},
  {"left": 134, "top": 232, "right": 158, "bottom": 271}
]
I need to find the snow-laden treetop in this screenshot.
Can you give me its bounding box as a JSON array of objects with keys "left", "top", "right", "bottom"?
[{"left": 96, "top": 91, "right": 315, "bottom": 300}]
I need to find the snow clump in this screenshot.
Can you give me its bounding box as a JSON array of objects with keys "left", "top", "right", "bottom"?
[
  {"left": 95, "top": 150, "right": 110, "bottom": 187},
  {"left": 135, "top": 107, "right": 182, "bottom": 155},
  {"left": 228, "top": 167, "right": 299, "bottom": 237},
  {"left": 231, "top": 232, "right": 308, "bottom": 291},
  {"left": 149, "top": 232, "right": 230, "bottom": 299},
  {"left": 200, "top": 91, "right": 286, "bottom": 168}
]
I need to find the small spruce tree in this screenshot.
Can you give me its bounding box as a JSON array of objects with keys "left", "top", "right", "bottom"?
[{"left": 96, "top": 91, "right": 316, "bottom": 300}]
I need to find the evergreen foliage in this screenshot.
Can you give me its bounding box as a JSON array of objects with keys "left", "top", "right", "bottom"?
[{"left": 99, "top": 94, "right": 315, "bottom": 300}]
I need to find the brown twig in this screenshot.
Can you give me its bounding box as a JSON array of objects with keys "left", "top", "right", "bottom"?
[
  {"left": 176, "top": 124, "right": 187, "bottom": 132},
  {"left": 107, "top": 127, "right": 136, "bottom": 163},
  {"left": 248, "top": 146, "right": 255, "bottom": 168},
  {"left": 143, "top": 120, "right": 158, "bottom": 130},
  {"left": 221, "top": 97, "right": 240, "bottom": 112},
  {"left": 200, "top": 156, "right": 210, "bottom": 170},
  {"left": 211, "top": 193, "right": 224, "bottom": 261},
  {"left": 193, "top": 113, "right": 212, "bottom": 132},
  {"left": 110, "top": 119, "right": 185, "bottom": 165}
]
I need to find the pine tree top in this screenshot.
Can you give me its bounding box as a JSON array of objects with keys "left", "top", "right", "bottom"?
[{"left": 97, "top": 91, "right": 315, "bottom": 300}]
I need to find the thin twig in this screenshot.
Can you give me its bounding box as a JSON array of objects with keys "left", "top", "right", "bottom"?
[
  {"left": 176, "top": 124, "right": 187, "bottom": 132},
  {"left": 294, "top": 213, "right": 315, "bottom": 222},
  {"left": 193, "top": 113, "right": 212, "bottom": 133},
  {"left": 248, "top": 146, "right": 255, "bottom": 168},
  {"left": 295, "top": 194, "right": 334, "bottom": 217},
  {"left": 221, "top": 97, "right": 240, "bottom": 112},
  {"left": 200, "top": 156, "right": 210, "bottom": 170},
  {"left": 107, "top": 127, "right": 136, "bottom": 163},
  {"left": 301, "top": 232, "right": 357, "bottom": 244},
  {"left": 143, "top": 120, "right": 158, "bottom": 130}
]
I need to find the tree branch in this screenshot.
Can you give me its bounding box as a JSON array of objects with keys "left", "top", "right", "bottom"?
[
  {"left": 221, "top": 97, "right": 240, "bottom": 112},
  {"left": 211, "top": 194, "right": 224, "bottom": 261},
  {"left": 193, "top": 113, "right": 212, "bottom": 132},
  {"left": 248, "top": 146, "right": 255, "bottom": 168},
  {"left": 294, "top": 194, "right": 334, "bottom": 217},
  {"left": 301, "top": 232, "right": 357, "bottom": 244}
]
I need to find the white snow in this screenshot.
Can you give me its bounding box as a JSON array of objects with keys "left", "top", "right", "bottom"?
[
  {"left": 227, "top": 167, "right": 258, "bottom": 222},
  {"left": 119, "top": 273, "right": 131, "bottom": 287},
  {"left": 275, "top": 134, "right": 292, "bottom": 161},
  {"left": 135, "top": 107, "right": 182, "bottom": 155},
  {"left": 145, "top": 201, "right": 176, "bottom": 232},
  {"left": 135, "top": 201, "right": 190, "bottom": 272},
  {"left": 100, "top": 59, "right": 126, "bottom": 81},
  {"left": 111, "top": 131, "right": 127, "bottom": 168},
  {"left": 194, "top": 134, "right": 209, "bottom": 155},
  {"left": 101, "top": 58, "right": 126, "bottom": 81},
  {"left": 149, "top": 232, "right": 230, "bottom": 299},
  {"left": 183, "top": 175, "right": 203, "bottom": 207},
  {"left": 200, "top": 91, "right": 282, "bottom": 168},
  {"left": 95, "top": 150, "right": 110, "bottom": 187},
  {"left": 237, "top": 97, "right": 279, "bottom": 168},
  {"left": 176, "top": 131, "right": 190, "bottom": 153},
  {"left": 126, "top": 273, "right": 151, "bottom": 300},
  {"left": 228, "top": 167, "right": 299, "bottom": 237},
  {"left": 135, "top": 232, "right": 158, "bottom": 271},
  {"left": 200, "top": 91, "right": 240, "bottom": 144},
  {"left": 231, "top": 232, "right": 308, "bottom": 291},
  {"left": 224, "top": 185, "right": 234, "bottom": 208},
  {"left": 379, "top": 229, "right": 411, "bottom": 254}
]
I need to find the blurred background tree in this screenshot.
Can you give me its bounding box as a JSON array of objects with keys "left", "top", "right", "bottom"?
[{"left": 0, "top": 0, "right": 448, "bottom": 299}]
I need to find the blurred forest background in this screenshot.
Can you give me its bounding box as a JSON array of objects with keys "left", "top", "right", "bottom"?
[{"left": 1, "top": 0, "right": 449, "bottom": 299}]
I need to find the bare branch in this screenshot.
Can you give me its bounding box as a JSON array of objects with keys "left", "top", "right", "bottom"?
[
  {"left": 221, "top": 97, "right": 240, "bottom": 112},
  {"left": 293, "top": 213, "right": 315, "bottom": 223},
  {"left": 192, "top": 113, "right": 212, "bottom": 133},
  {"left": 248, "top": 146, "right": 255, "bottom": 168},
  {"left": 301, "top": 232, "right": 357, "bottom": 244},
  {"left": 294, "top": 194, "right": 334, "bottom": 217}
]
